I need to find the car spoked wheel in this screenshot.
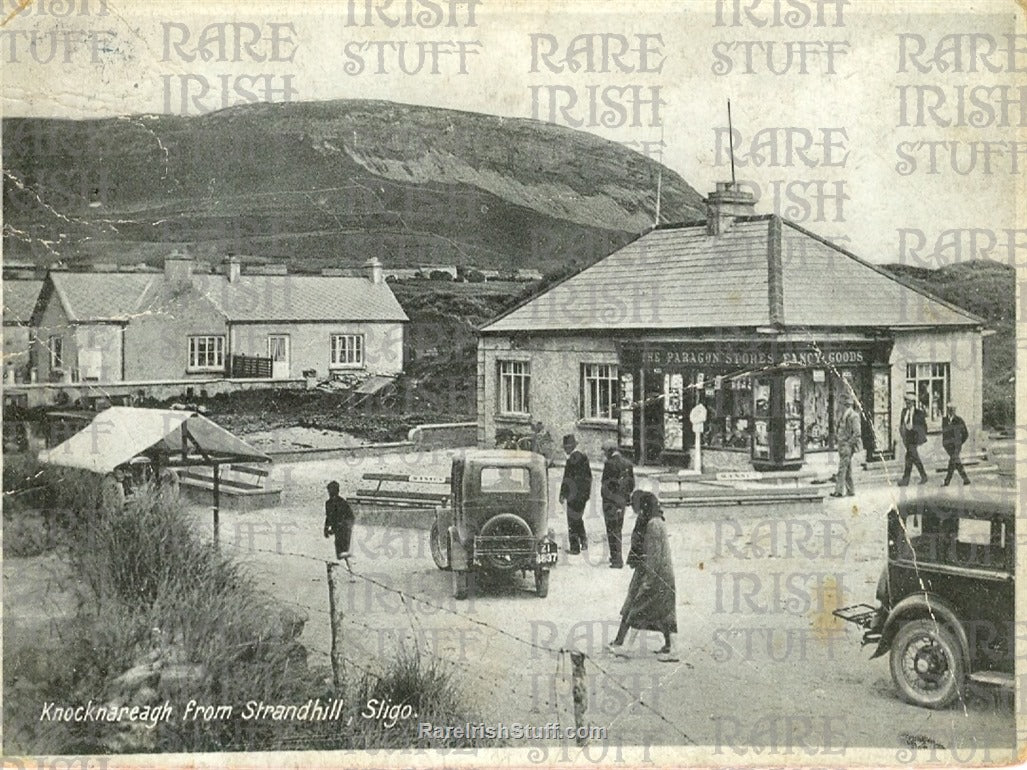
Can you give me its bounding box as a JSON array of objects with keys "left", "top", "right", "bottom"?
[{"left": 889, "top": 619, "right": 965, "bottom": 708}]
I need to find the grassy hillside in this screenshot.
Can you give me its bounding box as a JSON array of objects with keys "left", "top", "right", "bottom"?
[
  {"left": 881, "top": 261, "right": 1015, "bottom": 428},
  {"left": 2, "top": 100, "right": 705, "bottom": 271}
]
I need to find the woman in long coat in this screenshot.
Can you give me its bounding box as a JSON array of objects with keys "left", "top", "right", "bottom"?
[{"left": 609, "top": 489, "right": 677, "bottom": 653}]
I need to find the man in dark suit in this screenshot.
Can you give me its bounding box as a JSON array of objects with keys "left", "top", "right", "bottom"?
[
  {"left": 941, "top": 403, "right": 971, "bottom": 486},
  {"left": 559, "top": 434, "right": 592, "bottom": 554},
  {"left": 600, "top": 441, "right": 635, "bottom": 568},
  {"left": 897, "top": 392, "right": 929, "bottom": 486}
]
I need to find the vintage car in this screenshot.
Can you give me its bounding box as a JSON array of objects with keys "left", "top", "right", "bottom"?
[
  {"left": 429, "top": 450, "right": 557, "bottom": 599},
  {"left": 835, "top": 490, "right": 1014, "bottom": 708}
]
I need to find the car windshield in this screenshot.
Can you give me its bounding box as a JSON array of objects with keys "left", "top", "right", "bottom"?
[{"left": 479, "top": 466, "right": 529, "bottom": 493}]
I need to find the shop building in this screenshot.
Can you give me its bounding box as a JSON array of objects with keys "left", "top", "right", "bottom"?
[{"left": 477, "top": 183, "right": 984, "bottom": 471}]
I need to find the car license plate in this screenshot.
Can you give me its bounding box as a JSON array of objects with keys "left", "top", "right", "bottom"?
[{"left": 536, "top": 542, "right": 557, "bottom": 566}]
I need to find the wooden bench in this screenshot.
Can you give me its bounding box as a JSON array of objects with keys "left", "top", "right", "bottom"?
[
  {"left": 654, "top": 469, "right": 825, "bottom": 507},
  {"left": 354, "top": 473, "right": 451, "bottom": 509},
  {"left": 176, "top": 462, "right": 281, "bottom": 511}
]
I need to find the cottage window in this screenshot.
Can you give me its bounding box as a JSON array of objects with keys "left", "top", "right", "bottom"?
[
  {"left": 498, "top": 360, "right": 530, "bottom": 415},
  {"left": 906, "top": 362, "right": 950, "bottom": 430},
  {"left": 48, "top": 335, "right": 63, "bottom": 370},
  {"left": 580, "top": 363, "right": 618, "bottom": 420},
  {"left": 330, "top": 334, "right": 364, "bottom": 368},
  {"left": 188, "top": 335, "right": 225, "bottom": 371}
]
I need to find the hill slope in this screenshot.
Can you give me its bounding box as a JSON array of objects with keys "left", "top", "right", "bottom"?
[
  {"left": 2, "top": 100, "right": 705, "bottom": 270},
  {"left": 881, "top": 261, "right": 1015, "bottom": 428}
]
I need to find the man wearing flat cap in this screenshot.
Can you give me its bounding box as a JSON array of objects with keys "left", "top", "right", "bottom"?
[
  {"left": 897, "top": 391, "right": 929, "bottom": 486},
  {"left": 601, "top": 441, "right": 635, "bottom": 568},
  {"left": 831, "top": 389, "right": 861, "bottom": 498},
  {"left": 559, "top": 434, "right": 592, "bottom": 554}
]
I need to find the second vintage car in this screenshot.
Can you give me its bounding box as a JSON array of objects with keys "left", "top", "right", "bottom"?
[
  {"left": 430, "top": 450, "right": 558, "bottom": 599},
  {"left": 835, "top": 490, "right": 1015, "bottom": 708}
]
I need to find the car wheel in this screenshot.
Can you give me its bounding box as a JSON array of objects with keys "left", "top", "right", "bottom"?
[
  {"left": 429, "top": 520, "right": 449, "bottom": 570},
  {"left": 889, "top": 619, "right": 965, "bottom": 709},
  {"left": 454, "top": 571, "right": 472, "bottom": 601},
  {"left": 535, "top": 569, "right": 550, "bottom": 598}
]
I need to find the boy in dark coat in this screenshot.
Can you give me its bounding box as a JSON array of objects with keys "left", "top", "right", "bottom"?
[
  {"left": 941, "top": 403, "right": 971, "bottom": 486},
  {"left": 323, "top": 480, "right": 355, "bottom": 559},
  {"left": 559, "top": 434, "right": 592, "bottom": 554}
]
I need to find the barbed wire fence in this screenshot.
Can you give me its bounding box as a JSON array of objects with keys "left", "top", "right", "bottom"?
[{"left": 207, "top": 535, "right": 696, "bottom": 747}]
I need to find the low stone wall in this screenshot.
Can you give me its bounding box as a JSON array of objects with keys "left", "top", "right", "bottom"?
[
  {"left": 6, "top": 377, "right": 307, "bottom": 409},
  {"left": 408, "top": 421, "right": 477, "bottom": 449}
]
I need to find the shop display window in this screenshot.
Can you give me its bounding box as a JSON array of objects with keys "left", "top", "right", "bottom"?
[{"left": 618, "top": 371, "right": 634, "bottom": 448}]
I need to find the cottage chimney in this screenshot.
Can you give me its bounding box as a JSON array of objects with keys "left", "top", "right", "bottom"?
[
  {"left": 364, "top": 256, "right": 384, "bottom": 285},
  {"left": 706, "top": 181, "right": 757, "bottom": 235},
  {"left": 223, "top": 256, "right": 242, "bottom": 283},
  {"left": 164, "top": 250, "right": 194, "bottom": 284}
]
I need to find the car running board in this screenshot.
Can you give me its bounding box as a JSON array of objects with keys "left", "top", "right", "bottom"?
[{"left": 968, "top": 671, "right": 1014, "bottom": 688}]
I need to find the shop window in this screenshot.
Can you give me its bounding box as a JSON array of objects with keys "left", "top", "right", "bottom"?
[
  {"left": 663, "top": 373, "right": 685, "bottom": 451},
  {"left": 906, "top": 362, "right": 949, "bottom": 429},
  {"left": 498, "top": 360, "right": 530, "bottom": 415},
  {"left": 580, "top": 363, "right": 618, "bottom": 420},
  {"left": 188, "top": 335, "right": 225, "bottom": 371},
  {"left": 696, "top": 374, "right": 753, "bottom": 451},
  {"left": 618, "top": 371, "right": 634, "bottom": 448}
]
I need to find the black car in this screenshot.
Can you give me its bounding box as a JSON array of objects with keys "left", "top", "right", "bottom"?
[
  {"left": 835, "top": 490, "right": 1014, "bottom": 708},
  {"left": 430, "top": 450, "right": 557, "bottom": 600}
]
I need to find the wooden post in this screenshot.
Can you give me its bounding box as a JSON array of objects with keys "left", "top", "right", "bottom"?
[
  {"left": 326, "top": 561, "right": 345, "bottom": 691},
  {"left": 212, "top": 462, "right": 220, "bottom": 547},
  {"left": 569, "top": 651, "right": 588, "bottom": 746}
]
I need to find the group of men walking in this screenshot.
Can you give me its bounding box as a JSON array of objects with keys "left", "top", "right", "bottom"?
[
  {"left": 558, "top": 434, "right": 635, "bottom": 568},
  {"left": 834, "top": 388, "right": 972, "bottom": 495}
]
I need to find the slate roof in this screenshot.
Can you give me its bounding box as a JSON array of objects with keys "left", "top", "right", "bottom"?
[
  {"left": 481, "top": 215, "right": 981, "bottom": 333},
  {"left": 38, "top": 271, "right": 407, "bottom": 324},
  {"left": 3, "top": 279, "right": 44, "bottom": 325}
]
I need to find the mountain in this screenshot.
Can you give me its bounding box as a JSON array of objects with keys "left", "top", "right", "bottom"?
[
  {"left": 881, "top": 260, "right": 1015, "bottom": 428},
  {"left": 2, "top": 100, "right": 706, "bottom": 271}
]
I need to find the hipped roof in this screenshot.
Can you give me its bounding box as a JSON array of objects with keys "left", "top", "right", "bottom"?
[
  {"left": 482, "top": 215, "right": 982, "bottom": 333},
  {"left": 38, "top": 407, "right": 269, "bottom": 474}
]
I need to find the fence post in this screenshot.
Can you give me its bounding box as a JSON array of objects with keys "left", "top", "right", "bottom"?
[
  {"left": 326, "top": 561, "right": 345, "bottom": 691},
  {"left": 570, "top": 651, "right": 588, "bottom": 746}
]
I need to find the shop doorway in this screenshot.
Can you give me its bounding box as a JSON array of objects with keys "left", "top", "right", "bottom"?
[{"left": 639, "top": 370, "right": 664, "bottom": 465}]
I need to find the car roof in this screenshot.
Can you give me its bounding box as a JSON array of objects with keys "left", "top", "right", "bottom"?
[
  {"left": 895, "top": 488, "right": 1015, "bottom": 519},
  {"left": 458, "top": 449, "right": 544, "bottom": 467}
]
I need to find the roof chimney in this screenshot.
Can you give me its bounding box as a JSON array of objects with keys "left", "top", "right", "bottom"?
[
  {"left": 223, "top": 256, "right": 241, "bottom": 283},
  {"left": 707, "top": 182, "right": 757, "bottom": 235},
  {"left": 164, "top": 250, "right": 193, "bottom": 284},
  {"left": 364, "top": 256, "right": 384, "bottom": 285}
]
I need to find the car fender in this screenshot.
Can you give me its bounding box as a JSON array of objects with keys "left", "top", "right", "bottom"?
[
  {"left": 872, "top": 593, "right": 970, "bottom": 671},
  {"left": 448, "top": 526, "right": 470, "bottom": 571}
]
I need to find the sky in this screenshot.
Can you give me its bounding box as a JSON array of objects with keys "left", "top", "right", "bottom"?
[{"left": 1, "top": 0, "right": 1024, "bottom": 267}]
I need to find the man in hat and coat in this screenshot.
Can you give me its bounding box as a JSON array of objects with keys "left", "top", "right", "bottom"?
[
  {"left": 831, "top": 390, "right": 861, "bottom": 498},
  {"left": 898, "top": 392, "right": 929, "bottom": 486},
  {"left": 559, "top": 434, "right": 591, "bottom": 554},
  {"left": 600, "top": 441, "right": 635, "bottom": 568},
  {"left": 941, "top": 403, "right": 971, "bottom": 486}
]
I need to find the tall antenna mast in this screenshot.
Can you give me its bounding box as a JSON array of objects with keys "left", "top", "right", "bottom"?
[{"left": 727, "top": 99, "right": 737, "bottom": 187}]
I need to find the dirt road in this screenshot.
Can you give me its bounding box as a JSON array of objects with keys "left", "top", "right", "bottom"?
[{"left": 185, "top": 450, "right": 1015, "bottom": 760}]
